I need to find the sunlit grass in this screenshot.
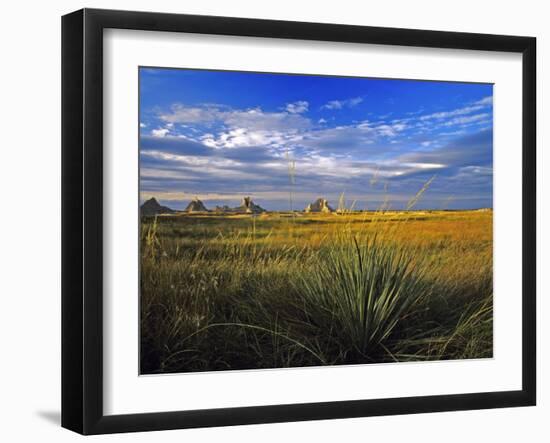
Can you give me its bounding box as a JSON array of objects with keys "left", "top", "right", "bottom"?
[{"left": 140, "top": 209, "right": 493, "bottom": 373}]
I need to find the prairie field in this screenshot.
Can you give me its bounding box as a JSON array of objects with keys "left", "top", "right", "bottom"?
[{"left": 140, "top": 210, "right": 493, "bottom": 374}]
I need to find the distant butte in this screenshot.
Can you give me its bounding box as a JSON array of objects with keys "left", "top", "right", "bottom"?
[
  {"left": 140, "top": 197, "right": 174, "bottom": 216},
  {"left": 213, "top": 197, "right": 266, "bottom": 214},
  {"left": 185, "top": 197, "right": 209, "bottom": 212},
  {"left": 304, "top": 198, "right": 334, "bottom": 213}
]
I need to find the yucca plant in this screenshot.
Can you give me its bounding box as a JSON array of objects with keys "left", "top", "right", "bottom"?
[{"left": 298, "top": 234, "right": 428, "bottom": 356}]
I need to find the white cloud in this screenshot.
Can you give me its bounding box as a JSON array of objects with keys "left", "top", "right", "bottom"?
[
  {"left": 348, "top": 97, "right": 364, "bottom": 107},
  {"left": 223, "top": 108, "right": 310, "bottom": 131},
  {"left": 391, "top": 123, "right": 407, "bottom": 132},
  {"left": 323, "top": 100, "right": 343, "bottom": 110},
  {"left": 201, "top": 128, "right": 289, "bottom": 149},
  {"left": 294, "top": 154, "right": 379, "bottom": 179},
  {"left": 318, "top": 118, "right": 327, "bottom": 124},
  {"left": 439, "top": 130, "right": 467, "bottom": 136},
  {"left": 295, "top": 118, "right": 409, "bottom": 153},
  {"left": 141, "top": 150, "right": 238, "bottom": 167},
  {"left": 403, "top": 162, "right": 446, "bottom": 170},
  {"left": 285, "top": 101, "right": 309, "bottom": 114},
  {"left": 140, "top": 168, "right": 195, "bottom": 180},
  {"left": 140, "top": 152, "right": 265, "bottom": 181},
  {"left": 140, "top": 122, "right": 147, "bottom": 128},
  {"left": 417, "top": 96, "right": 492, "bottom": 122},
  {"left": 159, "top": 104, "right": 310, "bottom": 132},
  {"left": 459, "top": 165, "right": 493, "bottom": 175},
  {"left": 151, "top": 128, "right": 170, "bottom": 137},
  {"left": 419, "top": 105, "right": 484, "bottom": 121},
  {"left": 160, "top": 105, "right": 220, "bottom": 123},
  {"left": 321, "top": 96, "right": 363, "bottom": 110},
  {"left": 442, "top": 113, "right": 491, "bottom": 127},
  {"left": 376, "top": 125, "right": 398, "bottom": 137},
  {"left": 141, "top": 150, "right": 265, "bottom": 181},
  {"left": 373, "top": 122, "right": 408, "bottom": 137},
  {"left": 474, "top": 96, "right": 493, "bottom": 106}
]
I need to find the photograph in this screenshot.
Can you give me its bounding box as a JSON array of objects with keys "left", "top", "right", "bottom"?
[{"left": 139, "top": 67, "right": 494, "bottom": 374}]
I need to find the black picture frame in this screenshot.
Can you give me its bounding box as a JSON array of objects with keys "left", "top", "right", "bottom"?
[{"left": 62, "top": 8, "right": 536, "bottom": 435}]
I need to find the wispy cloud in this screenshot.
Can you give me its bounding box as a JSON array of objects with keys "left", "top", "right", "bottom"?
[
  {"left": 285, "top": 101, "right": 309, "bottom": 114},
  {"left": 374, "top": 122, "right": 408, "bottom": 137},
  {"left": 419, "top": 105, "right": 485, "bottom": 121},
  {"left": 321, "top": 96, "right": 363, "bottom": 110},
  {"left": 201, "top": 128, "right": 290, "bottom": 149},
  {"left": 474, "top": 96, "right": 493, "bottom": 106},
  {"left": 151, "top": 128, "right": 170, "bottom": 137},
  {"left": 159, "top": 104, "right": 310, "bottom": 132},
  {"left": 442, "top": 113, "right": 491, "bottom": 127}
]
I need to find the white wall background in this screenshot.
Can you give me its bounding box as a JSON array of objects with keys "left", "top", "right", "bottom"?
[{"left": 0, "top": 0, "right": 546, "bottom": 441}]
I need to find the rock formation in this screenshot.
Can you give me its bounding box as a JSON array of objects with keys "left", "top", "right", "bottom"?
[
  {"left": 236, "top": 196, "right": 265, "bottom": 214},
  {"left": 212, "top": 197, "right": 266, "bottom": 214},
  {"left": 304, "top": 198, "right": 334, "bottom": 213},
  {"left": 140, "top": 197, "right": 174, "bottom": 216},
  {"left": 184, "top": 197, "right": 208, "bottom": 212}
]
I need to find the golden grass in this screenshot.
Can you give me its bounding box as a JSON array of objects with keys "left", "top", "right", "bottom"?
[{"left": 140, "top": 210, "right": 493, "bottom": 373}]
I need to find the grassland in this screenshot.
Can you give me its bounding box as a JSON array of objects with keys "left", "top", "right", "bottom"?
[{"left": 140, "top": 209, "right": 493, "bottom": 374}]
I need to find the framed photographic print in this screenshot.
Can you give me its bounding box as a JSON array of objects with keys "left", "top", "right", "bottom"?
[{"left": 61, "top": 8, "right": 536, "bottom": 435}]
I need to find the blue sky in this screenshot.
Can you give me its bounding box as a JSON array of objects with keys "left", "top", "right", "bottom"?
[{"left": 139, "top": 67, "right": 493, "bottom": 210}]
